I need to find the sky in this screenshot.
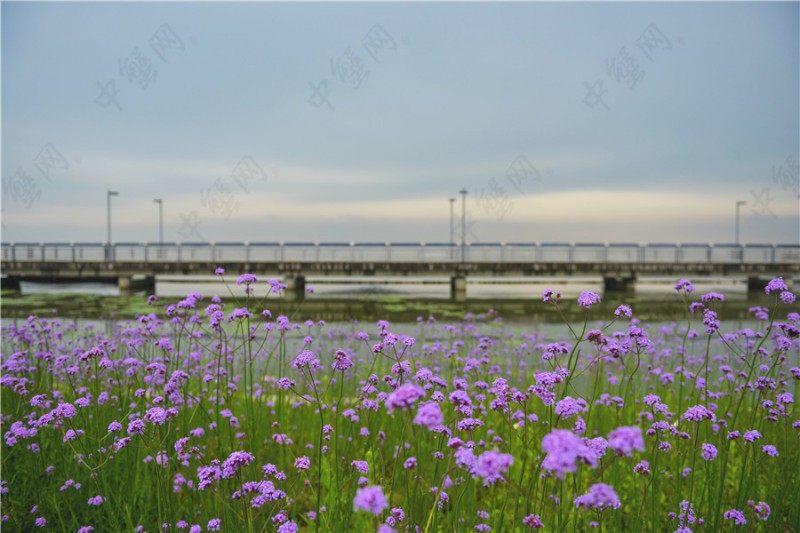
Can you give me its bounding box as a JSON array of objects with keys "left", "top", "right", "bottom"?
[{"left": 2, "top": 1, "right": 799, "bottom": 246}]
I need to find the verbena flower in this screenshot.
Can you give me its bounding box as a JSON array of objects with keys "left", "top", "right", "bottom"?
[
  {"left": 413, "top": 401, "right": 444, "bottom": 430},
  {"left": 723, "top": 509, "right": 747, "bottom": 525},
  {"left": 607, "top": 426, "right": 644, "bottom": 457},
  {"left": 574, "top": 483, "right": 621, "bottom": 511},
  {"left": 353, "top": 485, "right": 389, "bottom": 515},
  {"left": 578, "top": 291, "right": 601, "bottom": 309},
  {"left": 764, "top": 277, "right": 788, "bottom": 295},
  {"left": 674, "top": 279, "right": 696, "bottom": 293},
  {"left": 385, "top": 384, "right": 425, "bottom": 413},
  {"left": 541, "top": 429, "right": 598, "bottom": 478},
  {"left": 700, "top": 443, "right": 717, "bottom": 461}
]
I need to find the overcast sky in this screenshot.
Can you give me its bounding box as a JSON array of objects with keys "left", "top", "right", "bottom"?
[{"left": 2, "top": 1, "right": 798, "bottom": 245}]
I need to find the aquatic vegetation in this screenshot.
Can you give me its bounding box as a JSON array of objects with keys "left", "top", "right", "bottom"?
[{"left": 1, "top": 275, "right": 797, "bottom": 531}]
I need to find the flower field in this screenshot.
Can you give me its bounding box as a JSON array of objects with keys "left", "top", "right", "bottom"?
[{"left": 1, "top": 273, "right": 798, "bottom": 532}]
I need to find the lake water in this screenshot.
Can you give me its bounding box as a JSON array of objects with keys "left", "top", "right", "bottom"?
[{"left": 3, "top": 275, "right": 790, "bottom": 325}]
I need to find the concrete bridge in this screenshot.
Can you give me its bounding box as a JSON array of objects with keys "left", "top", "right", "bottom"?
[{"left": 2, "top": 241, "right": 799, "bottom": 299}]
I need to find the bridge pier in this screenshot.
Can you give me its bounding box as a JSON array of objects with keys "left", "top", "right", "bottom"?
[
  {"left": 117, "top": 276, "right": 156, "bottom": 297},
  {"left": 1, "top": 276, "right": 21, "bottom": 293},
  {"left": 451, "top": 276, "right": 467, "bottom": 302},
  {"left": 284, "top": 275, "right": 306, "bottom": 301},
  {"left": 747, "top": 276, "right": 771, "bottom": 295},
  {"left": 603, "top": 275, "right": 636, "bottom": 293}
]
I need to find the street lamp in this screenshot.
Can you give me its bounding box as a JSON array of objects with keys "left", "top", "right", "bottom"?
[
  {"left": 153, "top": 199, "right": 163, "bottom": 245},
  {"left": 735, "top": 200, "right": 746, "bottom": 246},
  {"left": 107, "top": 190, "right": 119, "bottom": 261},
  {"left": 459, "top": 188, "right": 467, "bottom": 262},
  {"left": 449, "top": 198, "right": 455, "bottom": 259}
]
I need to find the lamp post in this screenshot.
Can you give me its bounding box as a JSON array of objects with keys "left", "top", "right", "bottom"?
[
  {"left": 735, "top": 200, "right": 746, "bottom": 246},
  {"left": 107, "top": 190, "right": 119, "bottom": 261},
  {"left": 459, "top": 188, "right": 467, "bottom": 262},
  {"left": 154, "top": 198, "right": 163, "bottom": 260},
  {"left": 449, "top": 198, "right": 455, "bottom": 259},
  {"left": 153, "top": 199, "right": 163, "bottom": 245}
]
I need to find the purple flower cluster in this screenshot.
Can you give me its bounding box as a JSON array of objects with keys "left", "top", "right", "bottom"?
[
  {"left": 541, "top": 429, "right": 598, "bottom": 478},
  {"left": 353, "top": 485, "right": 389, "bottom": 515},
  {"left": 574, "top": 483, "right": 621, "bottom": 511}
]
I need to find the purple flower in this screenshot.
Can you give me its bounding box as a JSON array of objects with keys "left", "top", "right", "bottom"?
[
  {"left": 761, "top": 445, "right": 779, "bottom": 457},
  {"left": 331, "top": 350, "right": 354, "bottom": 371},
  {"left": 277, "top": 522, "right": 298, "bottom": 533},
  {"left": 577, "top": 291, "right": 601, "bottom": 309},
  {"left": 574, "top": 483, "right": 621, "bottom": 511},
  {"left": 780, "top": 291, "right": 796, "bottom": 304},
  {"left": 614, "top": 305, "right": 632, "bottom": 318},
  {"left": 752, "top": 501, "right": 770, "bottom": 521},
  {"left": 541, "top": 429, "right": 598, "bottom": 478},
  {"left": 35, "top": 517, "right": 46, "bottom": 527},
  {"left": 554, "top": 396, "right": 588, "bottom": 419},
  {"left": 294, "top": 456, "right": 310, "bottom": 471},
  {"left": 237, "top": 273, "right": 257, "bottom": 285},
  {"left": 221, "top": 451, "right": 254, "bottom": 478},
  {"left": 127, "top": 419, "right": 145, "bottom": 436},
  {"left": 414, "top": 401, "right": 444, "bottom": 430},
  {"left": 207, "top": 518, "right": 221, "bottom": 531},
  {"left": 471, "top": 450, "right": 514, "bottom": 486},
  {"left": 214, "top": 267, "right": 225, "bottom": 275},
  {"left": 674, "top": 279, "right": 696, "bottom": 293},
  {"left": 700, "top": 443, "right": 717, "bottom": 460},
  {"left": 701, "top": 292, "right": 725, "bottom": 302},
  {"left": 291, "top": 350, "right": 321, "bottom": 372},
  {"left": 764, "top": 277, "right": 788, "bottom": 295},
  {"left": 385, "top": 384, "right": 425, "bottom": 413},
  {"left": 607, "top": 426, "right": 644, "bottom": 457},
  {"left": 682, "top": 405, "right": 715, "bottom": 423},
  {"left": 353, "top": 485, "right": 389, "bottom": 515},
  {"left": 723, "top": 509, "right": 747, "bottom": 525},
  {"left": 743, "top": 430, "right": 762, "bottom": 443},
  {"left": 87, "top": 496, "right": 104, "bottom": 506},
  {"left": 542, "top": 289, "right": 560, "bottom": 303},
  {"left": 633, "top": 460, "right": 650, "bottom": 476},
  {"left": 144, "top": 407, "right": 168, "bottom": 426},
  {"left": 523, "top": 515, "right": 544, "bottom": 528},
  {"left": 54, "top": 403, "right": 77, "bottom": 419},
  {"left": 351, "top": 460, "right": 369, "bottom": 473}
]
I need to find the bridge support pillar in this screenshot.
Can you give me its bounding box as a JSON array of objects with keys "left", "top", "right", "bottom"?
[
  {"left": 604, "top": 275, "right": 636, "bottom": 293},
  {"left": 451, "top": 276, "right": 467, "bottom": 302},
  {"left": 1, "top": 276, "right": 21, "bottom": 293},
  {"left": 118, "top": 276, "right": 156, "bottom": 297},
  {"left": 284, "top": 276, "right": 306, "bottom": 301},
  {"left": 118, "top": 276, "right": 132, "bottom": 297},
  {"left": 747, "top": 276, "right": 769, "bottom": 294}
]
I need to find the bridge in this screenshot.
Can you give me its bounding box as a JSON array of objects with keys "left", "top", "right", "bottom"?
[{"left": 2, "top": 241, "right": 799, "bottom": 299}]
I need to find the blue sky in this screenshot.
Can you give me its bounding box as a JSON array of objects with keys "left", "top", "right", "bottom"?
[{"left": 2, "top": 1, "right": 798, "bottom": 245}]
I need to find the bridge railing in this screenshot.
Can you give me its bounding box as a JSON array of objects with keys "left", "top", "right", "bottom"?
[{"left": 2, "top": 241, "right": 799, "bottom": 265}]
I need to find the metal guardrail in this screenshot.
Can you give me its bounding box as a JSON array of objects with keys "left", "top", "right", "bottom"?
[{"left": 2, "top": 242, "right": 799, "bottom": 265}]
